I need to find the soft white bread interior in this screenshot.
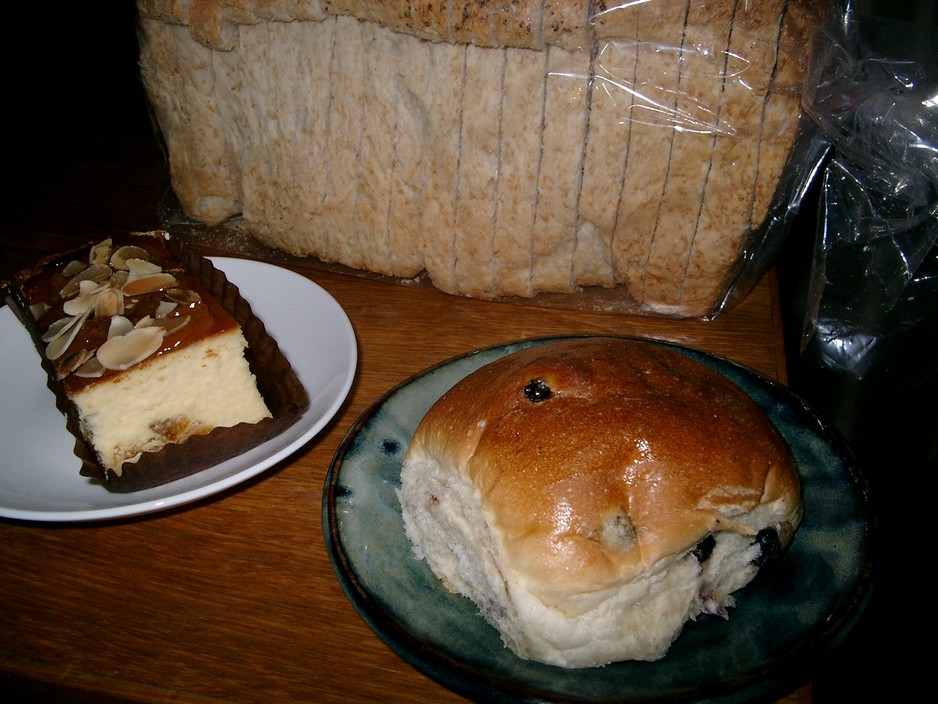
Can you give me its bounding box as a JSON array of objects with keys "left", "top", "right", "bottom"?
[{"left": 399, "top": 337, "right": 801, "bottom": 667}]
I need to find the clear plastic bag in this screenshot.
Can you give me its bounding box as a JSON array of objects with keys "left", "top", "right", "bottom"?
[
  {"left": 141, "top": 0, "right": 835, "bottom": 319},
  {"left": 800, "top": 5, "right": 938, "bottom": 383}
]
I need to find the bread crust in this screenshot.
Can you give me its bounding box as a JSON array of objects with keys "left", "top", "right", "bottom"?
[
  {"left": 405, "top": 337, "right": 801, "bottom": 594},
  {"left": 139, "top": 0, "right": 590, "bottom": 51},
  {"left": 140, "top": 1, "right": 826, "bottom": 49}
]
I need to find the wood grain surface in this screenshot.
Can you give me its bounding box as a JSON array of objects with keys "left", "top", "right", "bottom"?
[{"left": 0, "top": 130, "right": 810, "bottom": 704}]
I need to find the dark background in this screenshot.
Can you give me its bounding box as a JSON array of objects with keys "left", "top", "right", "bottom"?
[
  {"left": 3, "top": 1, "right": 935, "bottom": 701},
  {"left": 776, "top": 1, "right": 935, "bottom": 699}
]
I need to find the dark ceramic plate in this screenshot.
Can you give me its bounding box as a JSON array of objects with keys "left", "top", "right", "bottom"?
[{"left": 323, "top": 336, "right": 874, "bottom": 704}]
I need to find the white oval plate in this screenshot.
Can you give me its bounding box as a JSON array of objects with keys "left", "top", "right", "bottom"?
[{"left": 0, "top": 257, "right": 356, "bottom": 522}]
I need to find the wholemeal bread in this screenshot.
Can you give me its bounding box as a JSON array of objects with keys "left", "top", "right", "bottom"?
[
  {"left": 138, "top": 0, "right": 829, "bottom": 317},
  {"left": 399, "top": 337, "right": 801, "bottom": 667}
]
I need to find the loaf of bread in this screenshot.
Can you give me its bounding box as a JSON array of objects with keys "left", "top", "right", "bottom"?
[
  {"left": 138, "top": 0, "right": 828, "bottom": 317},
  {"left": 399, "top": 337, "right": 802, "bottom": 667}
]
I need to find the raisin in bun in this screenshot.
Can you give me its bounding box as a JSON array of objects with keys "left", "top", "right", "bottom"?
[{"left": 399, "top": 337, "right": 802, "bottom": 668}]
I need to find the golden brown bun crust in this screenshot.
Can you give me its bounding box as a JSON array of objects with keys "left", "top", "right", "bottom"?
[{"left": 406, "top": 337, "right": 801, "bottom": 594}]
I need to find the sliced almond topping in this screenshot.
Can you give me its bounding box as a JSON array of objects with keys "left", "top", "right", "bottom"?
[
  {"left": 122, "top": 272, "right": 177, "bottom": 297},
  {"left": 125, "top": 258, "right": 162, "bottom": 279},
  {"left": 110, "top": 245, "right": 151, "bottom": 270},
  {"left": 109, "top": 269, "right": 129, "bottom": 288},
  {"left": 37, "top": 237, "right": 201, "bottom": 380},
  {"left": 62, "top": 280, "right": 108, "bottom": 317},
  {"left": 94, "top": 287, "right": 125, "bottom": 318},
  {"left": 62, "top": 260, "right": 86, "bottom": 277},
  {"left": 89, "top": 239, "right": 113, "bottom": 265},
  {"left": 45, "top": 308, "right": 91, "bottom": 361},
  {"left": 165, "top": 288, "right": 201, "bottom": 305},
  {"left": 108, "top": 315, "right": 134, "bottom": 339},
  {"left": 41, "top": 315, "right": 77, "bottom": 343},
  {"left": 74, "top": 355, "right": 106, "bottom": 379},
  {"left": 138, "top": 314, "right": 190, "bottom": 336},
  {"left": 60, "top": 263, "right": 112, "bottom": 299},
  {"left": 54, "top": 348, "right": 95, "bottom": 380},
  {"left": 155, "top": 301, "right": 178, "bottom": 318},
  {"left": 96, "top": 326, "right": 165, "bottom": 370}
]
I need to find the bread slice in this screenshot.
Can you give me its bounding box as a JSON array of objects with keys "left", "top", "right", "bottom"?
[
  {"left": 530, "top": 44, "right": 590, "bottom": 294},
  {"left": 386, "top": 27, "right": 433, "bottom": 278},
  {"left": 493, "top": 47, "right": 544, "bottom": 297},
  {"left": 453, "top": 43, "right": 501, "bottom": 296},
  {"left": 418, "top": 39, "right": 464, "bottom": 295},
  {"left": 139, "top": 21, "right": 242, "bottom": 225},
  {"left": 643, "top": 10, "right": 734, "bottom": 311}
]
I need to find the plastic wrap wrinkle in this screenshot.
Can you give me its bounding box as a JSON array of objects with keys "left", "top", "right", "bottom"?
[
  {"left": 587, "top": 41, "right": 736, "bottom": 136},
  {"left": 801, "top": 7, "right": 938, "bottom": 383}
]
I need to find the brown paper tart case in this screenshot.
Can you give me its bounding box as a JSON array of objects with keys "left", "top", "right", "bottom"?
[{"left": 4, "top": 231, "right": 309, "bottom": 493}]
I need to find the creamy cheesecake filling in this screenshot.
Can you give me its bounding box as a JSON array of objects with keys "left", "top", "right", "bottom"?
[{"left": 73, "top": 329, "right": 270, "bottom": 473}]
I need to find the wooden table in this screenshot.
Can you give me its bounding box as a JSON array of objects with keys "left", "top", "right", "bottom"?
[{"left": 0, "top": 129, "right": 812, "bottom": 704}]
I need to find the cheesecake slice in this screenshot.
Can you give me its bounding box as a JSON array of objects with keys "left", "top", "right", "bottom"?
[{"left": 5, "top": 231, "right": 307, "bottom": 491}]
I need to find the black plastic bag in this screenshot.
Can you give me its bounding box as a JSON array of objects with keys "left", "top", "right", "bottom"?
[{"left": 801, "top": 7, "right": 938, "bottom": 384}]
